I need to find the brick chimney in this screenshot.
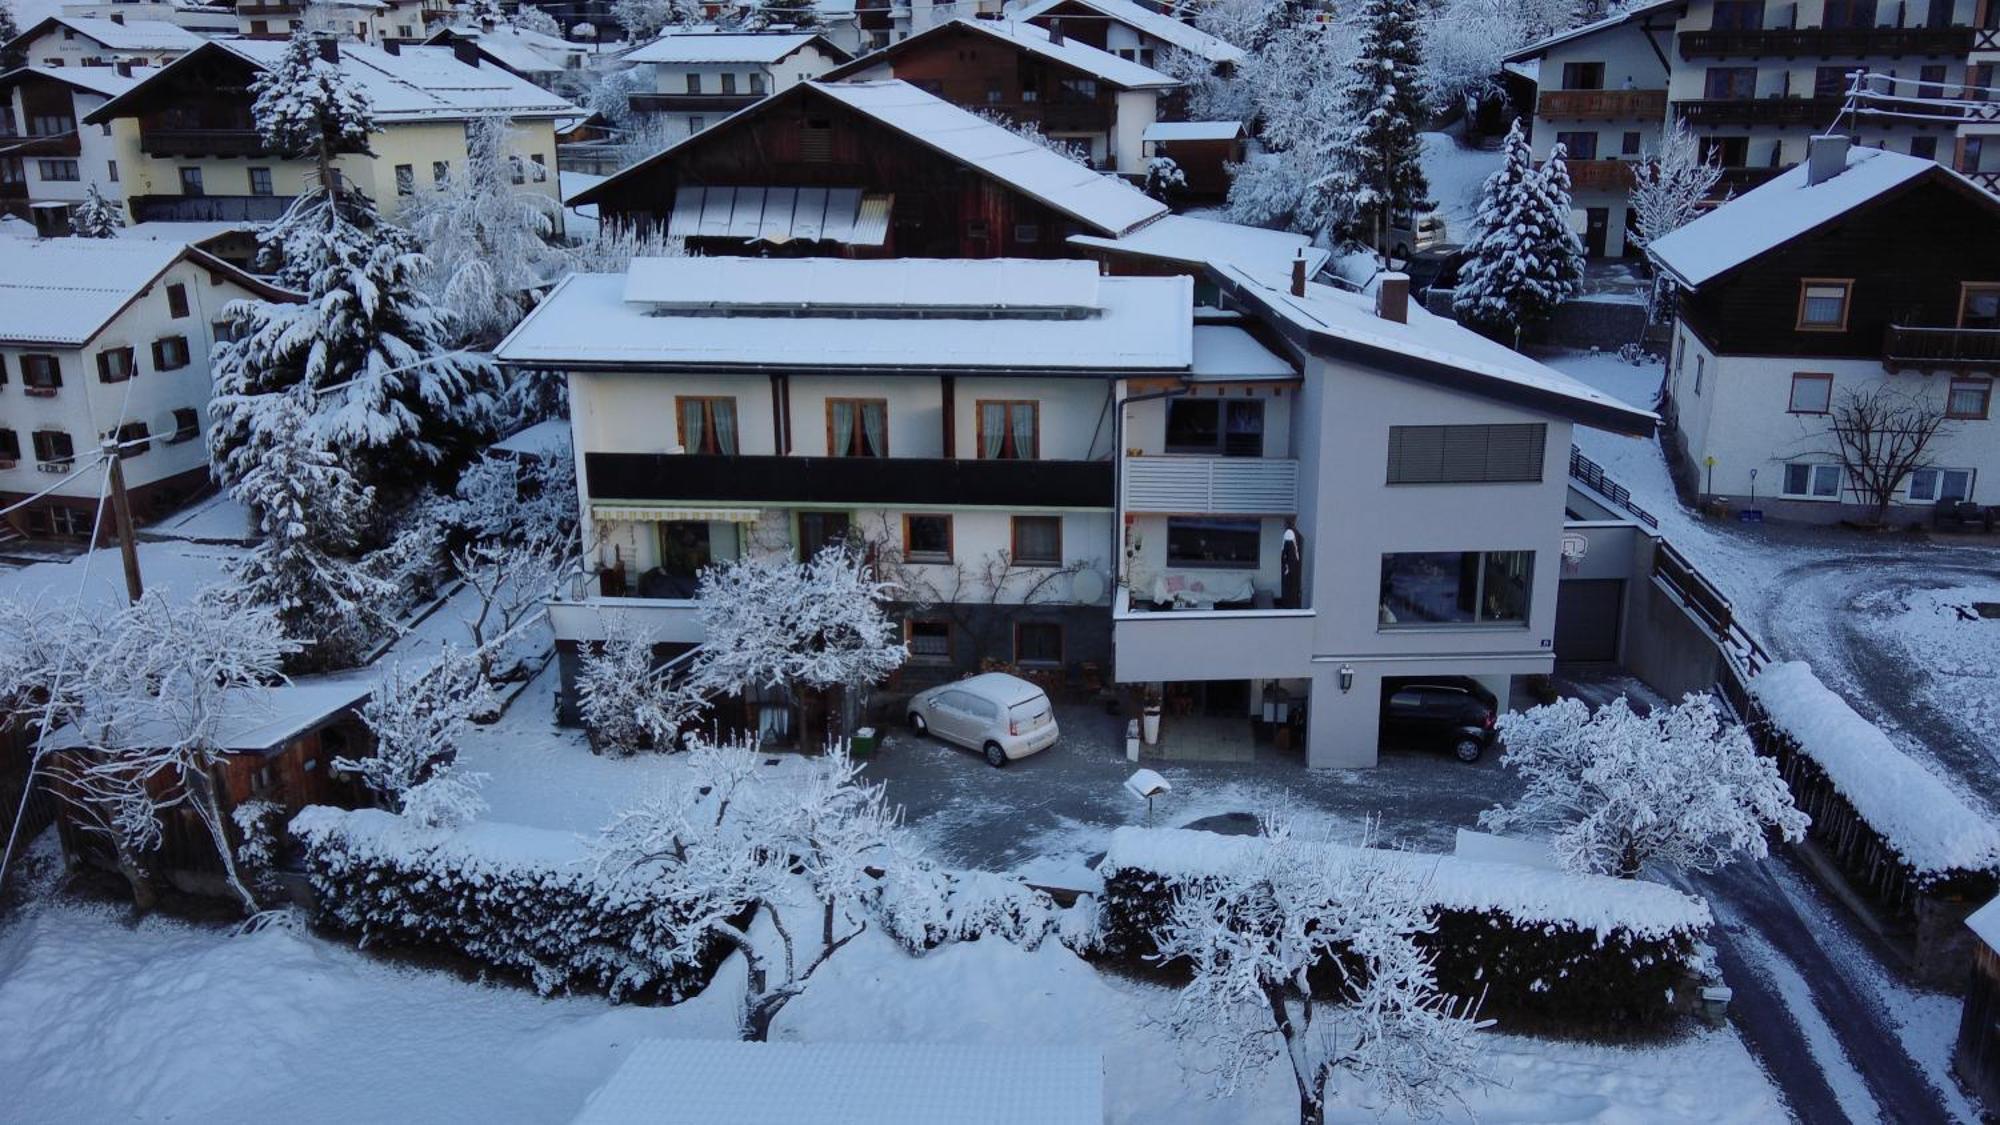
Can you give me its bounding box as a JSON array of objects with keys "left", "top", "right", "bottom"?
[
  {"left": 1806, "top": 133, "right": 1850, "bottom": 187},
  {"left": 317, "top": 35, "right": 340, "bottom": 63},
  {"left": 452, "top": 38, "right": 481, "bottom": 67},
  {"left": 1374, "top": 272, "right": 1410, "bottom": 325},
  {"left": 1290, "top": 249, "right": 1307, "bottom": 297}
]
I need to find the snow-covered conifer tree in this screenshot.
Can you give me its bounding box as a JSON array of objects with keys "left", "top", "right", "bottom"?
[
  {"left": 252, "top": 28, "right": 374, "bottom": 212},
  {"left": 401, "top": 115, "right": 567, "bottom": 344},
  {"left": 1328, "top": 0, "right": 1432, "bottom": 249},
  {"left": 610, "top": 0, "right": 691, "bottom": 41},
  {"left": 1153, "top": 816, "right": 1489, "bottom": 1125},
  {"left": 754, "top": 0, "right": 818, "bottom": 29},
  {"left": 1479, "top": 694, "right": 1809, "bottom": 878},
  {"left": 340, "top": 648, "right": 491, "bottom": 826},
  {"left": 1452, "top": 120, "right": 1582, "bottom": 343},
  {"left": 513, "top": 4, "right": 562, "bottom": 35},
  {"left": 68, "top": 185, "right": 124, "bottom": 237},
  {"left": 459, "top": 0, "right": 506, "bottom": 27},
  {"left": 0, "top": 0, "right": 18, "bottom": 47}
]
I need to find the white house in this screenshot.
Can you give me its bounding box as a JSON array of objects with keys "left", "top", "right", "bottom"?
[
  {"left": 0, "top": 238, "right": 296, "bottom": 539},
  {"left": 0, "top": 64, "right": 151, "bottom": 234},
  {"left": 1, "top": 15, "right": 205, "bottom": 71},
  {"left": 498, "top": 255, "right": 1655, "bottom": 768},
  {"left": 620, "top": 30, "right": 851, "bottom": 140},
  {"left": 1014, "top": 0, "right": 1246, "bottom": 71},
  {"left": 1649, "top": 137, "right": 2000, "bottom": 523}
]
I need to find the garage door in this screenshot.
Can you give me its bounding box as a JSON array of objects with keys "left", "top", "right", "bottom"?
[{"left": 1554, "top": 579, "right": 1623, "bottom": 663}]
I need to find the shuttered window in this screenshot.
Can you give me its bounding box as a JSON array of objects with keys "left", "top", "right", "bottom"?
[{"left": 1386, "top": 424, "right": 1546, "bottom": 484}]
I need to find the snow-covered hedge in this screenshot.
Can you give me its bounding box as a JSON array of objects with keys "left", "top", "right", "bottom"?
[
  {"left": 1095, "top": 827, "right": 1712, "bottom": 1027},
  {"left": 864, "top": 865, "right": 1059, "bottom": 953},
  {"left": 290, "top": 807, "right": 729, "bottom": 1002},
  {"left": 1748, "top": 662, "right": 2000, "bottom": 888}
]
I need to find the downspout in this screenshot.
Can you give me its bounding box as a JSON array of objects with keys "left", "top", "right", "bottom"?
[{"left": 1110, "top": 379, "right": 1192, "bottom": 600}]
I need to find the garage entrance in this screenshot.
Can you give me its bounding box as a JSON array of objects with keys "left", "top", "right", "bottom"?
[{"left": 1554, "top": 579, "right": 1623, "bottom": 662}]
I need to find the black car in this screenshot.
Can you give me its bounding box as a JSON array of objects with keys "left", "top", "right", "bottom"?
[{"left": 1379, "top": 677, "right": 1498, "bottom": 763}]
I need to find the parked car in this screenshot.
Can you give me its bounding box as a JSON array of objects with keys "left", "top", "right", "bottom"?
[
  {"left": 1379, "top": 676, "right": 1497, "bottom": 763},
  {"left": 907, "top": 673, "right": 1059, "bottom": 767},
  {"left": 1387, "top": 211, "right": 1449, "bottom": 260}
]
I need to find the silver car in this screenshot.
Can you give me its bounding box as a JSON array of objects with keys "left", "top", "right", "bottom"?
[{"left": 907, "top": 672, "right": 1059, "bottom": 768}]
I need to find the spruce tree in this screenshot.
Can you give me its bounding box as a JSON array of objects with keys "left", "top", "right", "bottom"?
[
  {"left": 756, "top": 0, "right": 820, "bottom": 29},
  {"left": 1333, "top": 0, "right": 1432, "bottom": 252},
  {"left": 68, "top": 185, "right": 124, "bottom": 237},
  {"left": 1452, "top": 120, "right": 1583, "bottom": 344}
]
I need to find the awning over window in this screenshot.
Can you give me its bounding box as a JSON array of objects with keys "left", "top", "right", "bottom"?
[
  {"left": 592, "top": 505, "right": 761, "bottom": 524},
  {"left": 667, "top": 186, "right": 893, "bottom": 246}
]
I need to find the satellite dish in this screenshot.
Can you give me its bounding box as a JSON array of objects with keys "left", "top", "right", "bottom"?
[
  {"left": 150, "top": 409, "right": 184, "bottom": 443},
  {"left": 1071, "top": 567, "right": 1107, "bottom": 604}
]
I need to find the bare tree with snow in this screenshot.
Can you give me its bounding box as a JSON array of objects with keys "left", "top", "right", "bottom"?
[
  {"left": 570, "top": 221, "right": 689, "bottom": 272},
  {"left": 339, "top": 648, "right": 490, "bottom": 828},
  {"left": 1814, "top": 385, "right": 1956, "bottom": 527},
  {"left": 973, "top": 109, "right": 1093, "bottom": 166},
  {"left": 1480, "top": 694, "right": 1809, "bottom": 879},
  {"left": 454, "top": 532, "right": 573, "bottom": 681},
  {"left": 594, "top": 737, "right": 899, "bottom": 1039},
  {"left": 1628, "top": 118, "right": 1722, "bottom": 252},
  {"left": 576, "top": 615, "right": 707, "bottom": 754},
  {"left": 1153, "top": 816, "right": 1489, "bottom": 1125}
]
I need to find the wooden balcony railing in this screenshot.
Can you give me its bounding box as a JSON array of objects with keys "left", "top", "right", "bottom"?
[
  {"left": 584, "top": 453, "right": 1115, "bottom": 510},
  {"left": 1674, "top": 96, "right": 1845, "bottom": 127},
  {"left": 1563, "top": 158, "right": 1640, "bottom": 191},
  {"left": 1678, "top": 25, "right": 1973, "bottom": 58},
  {"left": 139, "top": 128, "right": 269, "bottom": 157},
  {"left": 1537, "top": 89, "right": 1668, "bottom": 120},
  {"left": 1883, "top": 324, "right": 2000, "bottom": 370}
]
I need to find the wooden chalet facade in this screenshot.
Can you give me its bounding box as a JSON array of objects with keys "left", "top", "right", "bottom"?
[{"left": 569, "top": 79, "right": 1168, "bottom": 259}]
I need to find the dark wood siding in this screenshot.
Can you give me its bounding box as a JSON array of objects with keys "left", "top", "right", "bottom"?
[{"left": 1678, "top": 175, "right": 2000, "bottom": 359}]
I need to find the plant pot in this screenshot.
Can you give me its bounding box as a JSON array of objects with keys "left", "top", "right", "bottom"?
[{"left": 1142, "top": 706, "right": 1162, "bottom": 745}]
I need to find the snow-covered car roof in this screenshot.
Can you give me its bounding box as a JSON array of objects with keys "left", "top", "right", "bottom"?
[{"left": 1013, "top": 0, "right": 1247, "bottom": 65}]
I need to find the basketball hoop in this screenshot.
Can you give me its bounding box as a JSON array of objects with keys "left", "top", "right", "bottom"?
[{"left": 1560, "top": 532, "right": 1588, "bottom": 577}]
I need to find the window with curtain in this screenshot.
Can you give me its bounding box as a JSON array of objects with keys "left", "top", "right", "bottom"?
[
  {"left": 978, "top": 401, "right": 1039, "bottom": 459},
  {"left": 677, "top": 396, "right": 738, "bottom": 455},
  {"left": 1011, "top": 516, "right": 1062, "bottom": 566},
  {"left": 1947, "top": 379, "right": 1991, "bottom": 420},
  {"left": 1796, "top": 280, "right": 1851, "bottom": 330},
  {"left": 827, "top": 398, "right": 887, "bottom": 456}
]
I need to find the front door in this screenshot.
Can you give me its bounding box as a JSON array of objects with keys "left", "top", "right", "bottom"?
[{"left": 1584, "top": 207, "right": 1609, "bottom": 258}]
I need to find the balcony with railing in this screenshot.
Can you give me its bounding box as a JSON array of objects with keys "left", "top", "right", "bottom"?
[
  {"left": 628, "top": 92, "right": 763, "bottom": 114},
  {"left": 1674, "top": 95, "right": 1845, "bottom": 127},
  {"left": 139, "top": 128, "right": 269, "bottom": 157},
  {"left": 583, "top": 453, "right": 1115, "bottom": 510},
  {"left": 1121, "top": 456, "right": 1298, "bottom": 516},
  {"left": 1564, "top": 158, "right": 1640, "bottom": 192},
  {"left": 1883, "top": 324, "right": 2000, "bottom": 371},
  {"left": 1678, "top": 25, "right": 1973, "bottom": 58},
  {"left": 1111, "top": 585, "right": 1314, "bottom": 681},
  {"left": 1536, "top": 89, "right": 1668, "bottom": 120}
]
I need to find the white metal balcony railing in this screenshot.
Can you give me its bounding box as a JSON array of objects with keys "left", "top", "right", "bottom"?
[{"left": 1121, "top": 456, "right": 1299, "bottom": 515}]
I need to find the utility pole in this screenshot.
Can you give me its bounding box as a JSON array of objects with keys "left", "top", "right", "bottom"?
[{"left": 101, "top": 439, "right": 143, "bottom": 604}]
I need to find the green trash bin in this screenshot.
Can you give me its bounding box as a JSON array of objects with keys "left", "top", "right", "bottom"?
[{"left": 850, "top": 727, "right": 880, "bottom": 757}]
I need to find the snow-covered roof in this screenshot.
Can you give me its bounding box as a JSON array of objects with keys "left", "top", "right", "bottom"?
[
  {"left": 832, "top": 17, "right": 1176, "bottom": 89},
  {"left": 1648, "top": 145, "right": 1944, "bottom": 289},
  {"left": 1970, "top": 896, "right": 2000, "bottom": 950},
  {"left": 1015, "top": 0, "right": 1246, "bottom": 64},
  {"left": 1217, "top": 265, "right": 1658, "bottom": 436},
  {"left": 1142, "top": 120, "right": 1244, "bottom": 142},
  {"left": 0, "top": 238, "right": 195, "bottom": 346},
  {"left": 811, "top": 80, "right": 1167, "bottom": 235},
  {"left": 570, "top": 1039, "right": 1104, "bottom": 1125},
  {"left": 43, "top": 673, "right": 374, "bottom": 754},
  {"left": 623, "top": 256, "right": 1104, "bottom": 312},
  {"left": 492, "top": 417, "right": 573, "bottom": 459},
  {"left": 495, "top": 260, "right": 1193, "bottom": 371},
  {"left": 1190, "top": 324, "right": 1296, "bottom": 381},
  {"left": 426, "top": 26, "right": 585, "bottom": 74},
  {"left": 1504, "top": 0, "right": 1680, "bottom": 62},
  {"left": 1067, "top": 213, "right": 1327, "bottom": 282},
  {"left": 114, "top": 218, "right": 254, "bottom": 243},
  {"left": 90, "top": 40, "right": 578, "bottom": 126},
  {"left": 5, "top": 14, "right": 204, "bottom": 53},
  {"left": 1748, "top": 662, "right": 2000, "bottom": 879},
  {"left": 1101, "top": 827, "right": 1712, "bottom": 940},
  {"left": 0, "top": 63, "right": 154, "bottom": 99},
  {"left": 623, "top": 30, "right": 835, "bottom": 64}
]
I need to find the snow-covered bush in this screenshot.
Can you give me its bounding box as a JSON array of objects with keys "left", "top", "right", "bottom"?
[
  {"left": 292, "top": 806, "right": 730, "bottom": 1000},
  {"left": 1142, "top": 155, "right": 1187, "bottom": 203},
  {"left": 1479, "top": 694, "right": 1809, "bottom": 879},
  {"left": 972, "top": 109, "right": 1090, "bottom": 166},
  {"left": 865, "top": 860, "right": 1058, "bottom": 953},
  {"left": 1097, "top": 826, "right": 1711, "bottom": 1028},
  {"left": 231, "top": 799, "right": 288, "bottom": 901},
  {"left": 576, "top": 617, "right": 705, "bottom": 753}
]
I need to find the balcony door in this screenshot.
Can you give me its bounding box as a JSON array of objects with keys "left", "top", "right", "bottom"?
[
  {"left": 797, "top": 511, "right": 852, "bottom": 562},
  {"left": 1822, "top": 0, "right": 1876, "bottom": 28}
]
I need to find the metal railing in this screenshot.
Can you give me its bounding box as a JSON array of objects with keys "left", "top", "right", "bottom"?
[
  {"left": 1568, "top": 445, "right": 1658, "bottom": 528},
  {"left": 1122, "top": 456, "right": 1299, "bottom": 515}
]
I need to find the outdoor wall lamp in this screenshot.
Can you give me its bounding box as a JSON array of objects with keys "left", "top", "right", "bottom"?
[{"left": 1338, "top": 665, "right": 1354, "bottom": 693}]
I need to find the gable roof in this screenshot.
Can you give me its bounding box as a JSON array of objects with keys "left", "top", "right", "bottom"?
[
  {"left": 86, "top": 40, "right": 578, "bottom": 126},
  {"left": 0, "top": 238, "right": 293, "bottom": 348},
  {"left": 1067, "top": 213, "right": 1329, "bottom": 282},
  {"left": 1217, "top": 264, "right": 1657, "bottom": 436},
  {"left": 1647, "top": 145, "right": 1978, "bottom": 289},
  {"left": 1015, "top": 0, "right": 1246, "bottom": 65},
  {"left": 1504, "top": 0, "right": 1681, "bottom": 62},
  {"left": 0, "top": 63, "right": 155, "bottom": 101},
  {"left": 422, "top": 26, "right": 593, "bottom": 75},
  {"left": 622, "top": 29, "right": 848, "bottom": 65},
  {"left": 824, "top": 16, "right": 1178, "bottom": 89},
  {"left": 569, "top": 79, "right": 1168, "bottom": 237},
  {"left": 3, "top": 15, "right": 205, "bottom": 55},
  {"left": 42, "top": 673, "right": 374, "bottom": 754}
]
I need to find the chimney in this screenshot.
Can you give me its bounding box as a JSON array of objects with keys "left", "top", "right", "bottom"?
[
  {"left": 317, "top": 35, "right": 340, "bottom": 63},
  {"left": 1806, "top": 133, "right": 1851, "bottom": 186},
  {"left": 108, "top": 12, "right": 124, "bottom": 23},
  {"left": 452, "top": 38, "right": 481, "bottom": 67},
  {"left": 1047, "top": 18, "right": 1064, "bottom": 45},
  {"left": 1290, "top": 249, "right": 1307, "bottom": 297},
  {"left": 114, "top": 60, "right": 132, "bottom": 77},
  {"left": 1375, "top": 272, "right": 1410, "bottom": 325}
]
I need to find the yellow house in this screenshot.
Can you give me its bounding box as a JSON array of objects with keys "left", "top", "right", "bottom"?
[{"left": 82, "top": 37, "right": 578, "bottom": 229}]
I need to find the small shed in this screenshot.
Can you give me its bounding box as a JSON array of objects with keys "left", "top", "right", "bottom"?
[
  {"left": 571, "top": 1039, "right": 1104, "bottom": 1125},
  {"left": 1141, "top": 120, "right": 1246, "bottom": 199},
  {"left": 1955, "top": 896, "right": 2000, "bottom": 1111}
]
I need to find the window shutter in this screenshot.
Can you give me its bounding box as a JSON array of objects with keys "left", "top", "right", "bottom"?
[
  {"left": 151, "top": 340, "right": 167, "bottom": 370},
  {"left": 1439, "top": 426, "right": 1491, "bottom": 481},
  {"left": 1386, "top": 425, "right": 1445, "bottom": 484},
  {"left": 1483, "top": 424, "right": 1546, "bottom": 481}
]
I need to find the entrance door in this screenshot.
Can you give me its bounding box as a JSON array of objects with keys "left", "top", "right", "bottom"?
[
  {"left": 1554, "top": 579, "right": 1623, "bottom": 663},
  {"left": 1584, "top": 207, "right": 1609, "bottom": 258}
]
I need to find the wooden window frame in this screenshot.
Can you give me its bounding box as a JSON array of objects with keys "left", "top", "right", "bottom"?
[
  {"left": 1787, "top": 372, "right": 1834, "bottom": 414},
  {"left": 1946, "top": 377, "right": 1992, "bottom": 421},
  {"left": 21, "top": 354, "right": 60, "bottom": 394},
  {"left": 1795, "top": 278, "right": 1853, "bottom": 332},
  {"left": 32, "top": 429, "right": 74, "bottom": 464},
  {"left": 975, "top": 400, "right": 1040, "bottom": 460},
  {"left": 1958, "top": 282, "right": 2000, "bottom": 328},
  {"left": 151, "top": 336, "right": 190, "bottom": 372},
  {"left": 825, "top": 397, "right": 889, "bottom": 457},
  {"left": 96, "top": 346, "right": 135, "bottom": 383},
  {"left": 1013, "top": 620, "right": 1064, "bottom": 667},
  {"left": 165, "top": 283, "right": 189, "bottom": 319},
  {"left": 674, "top": 395, "right": 738, "bottom": 455},
  {"left": 1010, "top": 515, "right": 1063, "bottom": 567},
  {"left": 905, "top": 617, "right": 953, "bottom": 663},
  {"left": 901, "top": 513, "right": 953, "bottom": 564}
]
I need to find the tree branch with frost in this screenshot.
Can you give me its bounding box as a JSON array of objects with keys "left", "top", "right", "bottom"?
[
  {"left": 1480, "top": 694, "right": 1810, "bottom": 878},
  {"left": 339, "top": 646, "right": 490, "bottom": 827},
  {"left": 576, "top": 615, "right": 707, "bottom": 754}
]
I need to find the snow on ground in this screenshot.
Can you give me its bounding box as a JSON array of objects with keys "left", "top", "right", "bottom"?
[
  {"left": 0, "top": 537, "right": 243, "bottom": 610},
  {"left": 1848, "top": 582, "right": 2000, "bottom": 764},
  {"left": 1420, "top": 130, "right": 1502, "bottom": 241},
  {"left": 0, "top": 900, "right": 746, "bottom": 1125},
  {"left": 143, "top": 490, "right": 256, "bottom": 544},
  {"left": 1725, "top": 923, "right": 1882, "bottom": 1123}
]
